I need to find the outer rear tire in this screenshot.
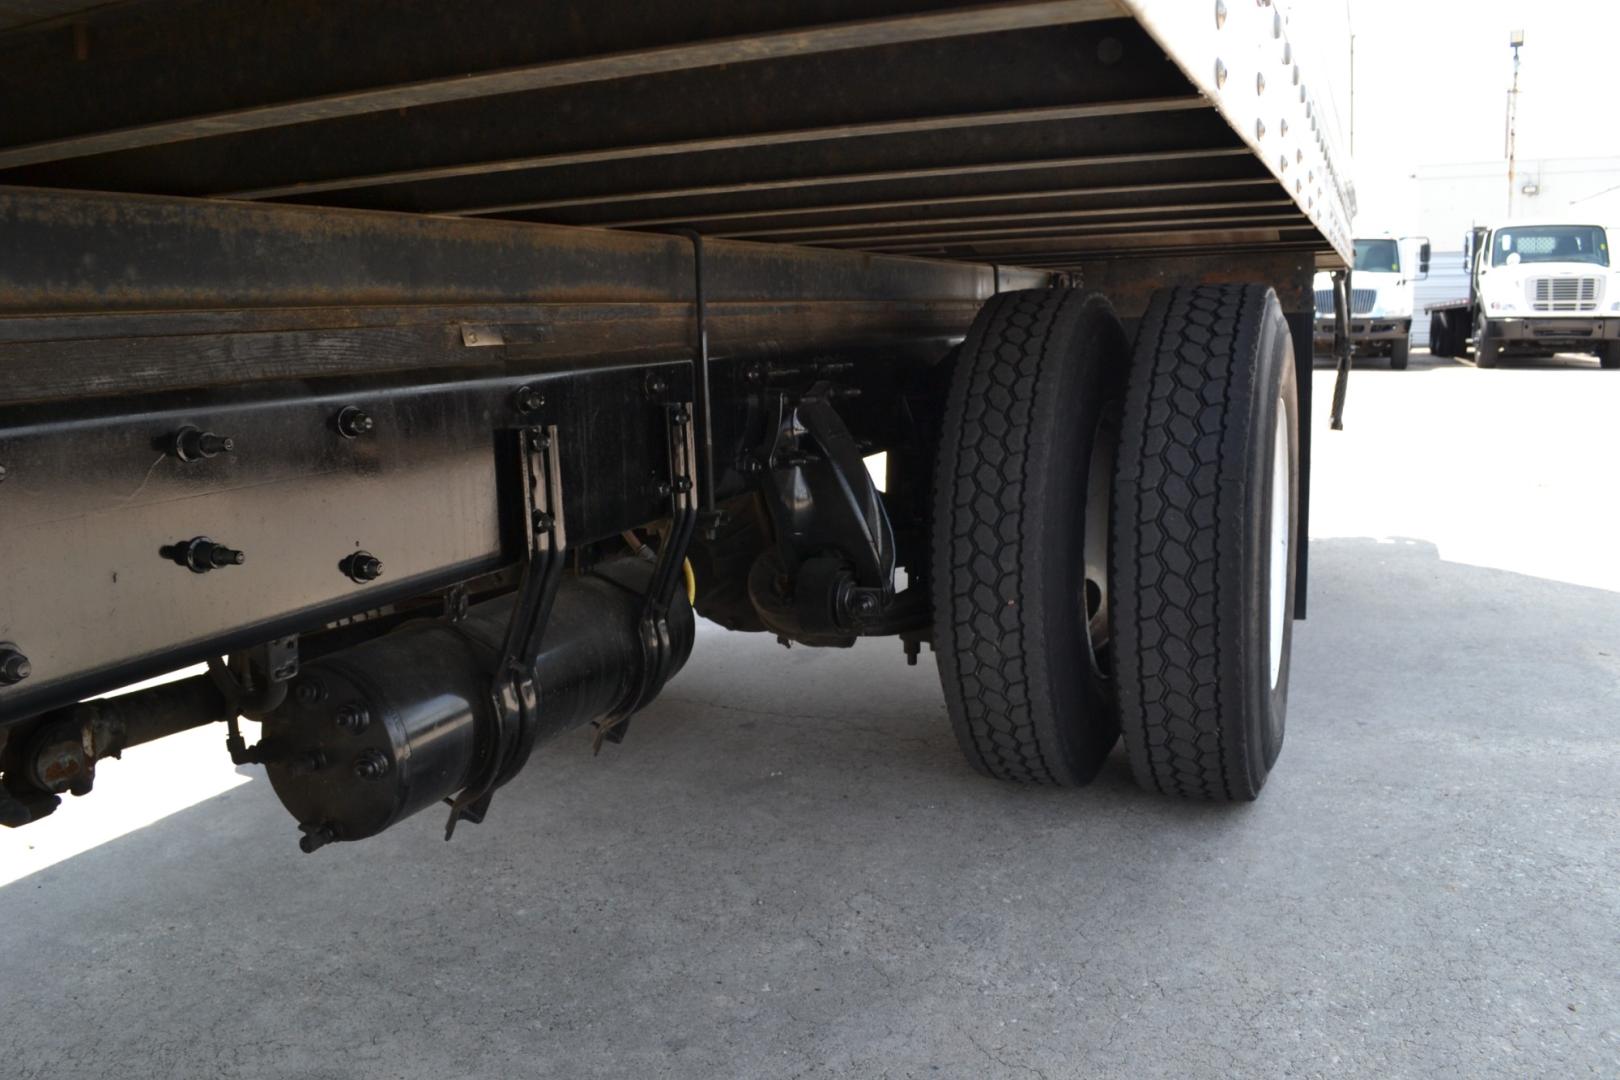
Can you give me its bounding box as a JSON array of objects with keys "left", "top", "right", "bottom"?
[
  {"left": 932, "top": 289, "right": 1129, "bottom": 785},
  {"left": 1599, "top": 342, "right": 1620, "bottom": 369},
  {"left": 1110, "top": 284, "right": 1299, "bottom": 800}
]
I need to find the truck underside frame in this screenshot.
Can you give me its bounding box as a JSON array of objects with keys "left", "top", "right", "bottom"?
[{"left": 0, "top": 0, "right": 1351, "bottom": 841}]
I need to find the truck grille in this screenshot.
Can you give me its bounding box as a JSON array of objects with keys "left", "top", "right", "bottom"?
[
  {"left": 1313, "top": 288, "right": 1377, "bottom": 315},
  {"left": 1528, "top": 277, "right": 1601, "bottom": 312}
]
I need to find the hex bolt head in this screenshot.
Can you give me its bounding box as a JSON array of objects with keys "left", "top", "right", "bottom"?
[
  {"left": 343, "top": 551, "right": 384, "bottom": 583},
  {"left": 351, "top": 750, "right": 390, "bottom": 781},
  {"left": 334, "top": 703, "right": 370, "bottom": 734},
  {"left": 336, "top": 406, "right": 375, "bottom": 439},
  {"left": 850, "top": 593, "right": 879, "bottom": 617},
  {"left": 672, "top": 476, "right": 692, "bottom": 493},
  {"left": 531, "top": 510, "right": 555, "bottom": 531},
  {"left": 0, "top": 645, "right": 31, "bottom": 685},
  {"left": 513, "top": 385, "right": 546, "bottom": 413},
  {"left": 293, "top": 678, "right": 327, "bottom": 706},
  {"left": 645, "top": 373, "right": 669, "bottom": 398}
]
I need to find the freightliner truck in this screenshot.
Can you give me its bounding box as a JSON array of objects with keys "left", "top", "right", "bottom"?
[
  {"left": 1312, "top": 234, "right": 1429, "bottom": 369},
  {"left": 1429, "top": 221, "right": 1620, "bottom": 368},
  {"left": 0, "top": 0, "right": 1356, "bottom": 851}
]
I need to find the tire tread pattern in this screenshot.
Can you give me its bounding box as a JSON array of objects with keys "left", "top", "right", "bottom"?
[
  {"left": 1112, "top": 284, "right": 1262, "bottom": 800},
  {"left": 933, "top": 290, "right": 1076, "bottom": 785}
]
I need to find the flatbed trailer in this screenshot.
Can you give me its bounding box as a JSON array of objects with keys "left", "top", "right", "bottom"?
[{"left": 0, "top": 0, "right": 1353, "bottom": 848}]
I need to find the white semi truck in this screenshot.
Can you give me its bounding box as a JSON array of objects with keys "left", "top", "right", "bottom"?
[
  {"left": 1313, "top": 235, "right": 1429, "bottom": 369},
  {"left": 1428, "top": 221, "right": 1620, "bottom": 368}
]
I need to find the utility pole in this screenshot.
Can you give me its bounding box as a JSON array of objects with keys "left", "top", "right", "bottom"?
[
  {"left": 1506, "top": 30, "right": 1524, "bottom": 218},
  {"left": 1341, "top": 0, "right": 1355, "bottom": 157}
]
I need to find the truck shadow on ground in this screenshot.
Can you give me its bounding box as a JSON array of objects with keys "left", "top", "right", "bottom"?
[{"left": 4, "top": 536, "right": 1617, "bottom": 1078}]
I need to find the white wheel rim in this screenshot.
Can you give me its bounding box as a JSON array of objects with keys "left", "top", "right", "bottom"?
[{"left": 1267, "top": 400, "right": 1290, "bottom": 689}]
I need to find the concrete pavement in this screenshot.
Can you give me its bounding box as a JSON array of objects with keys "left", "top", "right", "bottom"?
[{"left": 3, "top": 353, "right": 1618, "bottom": 1079}]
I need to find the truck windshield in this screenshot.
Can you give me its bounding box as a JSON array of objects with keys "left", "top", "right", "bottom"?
[
  {"left": 1491, "top": 226, "right": 1609, "bottom": 267},
  {"left": 1352, "top": 239, "right": 1400, "bottom": 272}
]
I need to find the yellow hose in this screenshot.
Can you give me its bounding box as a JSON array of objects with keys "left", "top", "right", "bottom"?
[{"left": 682, "top": 558, "right": 697, "bottom": 606}]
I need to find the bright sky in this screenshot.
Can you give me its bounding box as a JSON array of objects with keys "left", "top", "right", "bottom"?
[{"left": 1293, "top": 0, "right": 1620, "bottom": 223}]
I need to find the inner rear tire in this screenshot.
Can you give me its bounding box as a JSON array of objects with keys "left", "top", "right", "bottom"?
[
  {"left": 1110, "top": 284, "right": 1299, "bottom": 800},
  {"left": 1428, "top": 313, "right": 1452, "bottom": 358},
  {"left": 1474, "top": 315, "right": 1501, "bottom": 368},
  {"left": 932, "top": 289, "right": 1129, "bottom": 785},
  {"left": 1390, "top": 336, "right": 1410, "bottom": 370}
]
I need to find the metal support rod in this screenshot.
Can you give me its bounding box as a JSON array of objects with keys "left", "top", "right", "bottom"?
[
  {"left": 675, "top": 230, "right": 719, "bottom": 533},
  {"left": 1329, "top": 268, "right": 1352, "bottom": 430}
]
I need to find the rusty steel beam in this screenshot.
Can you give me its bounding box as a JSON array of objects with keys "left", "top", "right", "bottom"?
[{"left": 0, "top": 1, "right": 1125, "bottom": 171}]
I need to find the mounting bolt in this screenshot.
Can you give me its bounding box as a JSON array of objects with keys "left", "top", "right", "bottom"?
[
  {"left": 1214, "top": 58, "right": 1227, "bottom": 88},
  {"left": 1256, "top": 118, "right": 1266, "bottom": 140},
  {"left": 850, "top": 593, "right": 879, "bottom": 617},
  {"left": 1255, "top": 72, "right": 1265, "bottom": 95},
  {"left": 342, "top": 551, "right": 384, "bottom": 583},
  {"left": 293, "top": 678, "right": 327, "bottom": 706},
  {"left": 336, "top": 406, "right": 375, "bottom": 439},
  {"left": 0, "top": 464, "right": 8, "bottom": 484},
  {"left": 531, "top": 510, "right": 555, "bottom": 532},
  {"left": 671, "top": 476, "right": 692, "bottom": 493},
  {"left": 654, "top": 480, "right": 672, "bottom": 498},
  {"left": 530, "top": 430, "right": 552, "bottom": 451},
  {"left": 513, "top": 385, "right": 546, "bottom": 414},
  {"left": 0, "top": 644, "right": 31, "bottom": 685},
  {"left": 170, "top": 537, "right": 245, "bottom": 573},
  {"left": 1214, "top": 0, "right": 1226, "bottom": 28},
  {"left": 172, "top": 425, "right": 235, "bottom": 462},
  {"left": 644, "top": 372, "right": 669, "bottom": 398},
  {"left": 672, "top": 407, "right": 691, "bottom": 425},
  {"left": 351, "top": 750, "right": 390, "bottom": 781},
  {"left": 334, "top": 704, "right": 370, "bottom": 734}
]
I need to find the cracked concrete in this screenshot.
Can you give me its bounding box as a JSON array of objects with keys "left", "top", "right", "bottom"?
[{"left": 2, "top": 354, "right": 1617, "bottom": 1078}]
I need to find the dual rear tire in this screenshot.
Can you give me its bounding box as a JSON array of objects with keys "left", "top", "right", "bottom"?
[{"left": 932, "top": 285, "right": 1299, "bottom": 800}]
